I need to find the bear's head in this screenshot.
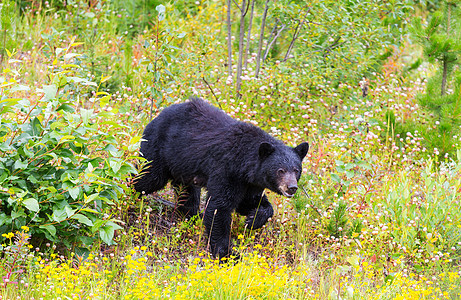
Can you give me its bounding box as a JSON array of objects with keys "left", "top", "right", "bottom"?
[{"left": 258, "top": 142, "right": 309, "bottom": 197}]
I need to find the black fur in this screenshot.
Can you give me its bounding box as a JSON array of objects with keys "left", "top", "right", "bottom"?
[{"left": 134, "top": 97, "right": 309, "bottom": 258}]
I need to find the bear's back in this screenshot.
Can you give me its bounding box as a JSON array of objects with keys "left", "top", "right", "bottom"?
[
  {"left": 186, "top": 97, "right": 235, "bottom": 127},
  {"left": 147, "top": 97, "right": 281, "bottom": 152},
  {"left": 186, "top": 98, "right": 282, "bottom": 147}
]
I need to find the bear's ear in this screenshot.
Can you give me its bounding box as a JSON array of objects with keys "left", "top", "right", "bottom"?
[
  {"left": 294, "top": 142, "right": 309, "bottom": 159},
  {"left": 259, "top": 142, "right": 275, "bottom": 160}
]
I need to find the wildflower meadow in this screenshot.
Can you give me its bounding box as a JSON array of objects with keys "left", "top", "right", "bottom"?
[{"left": 1, "top": 0, "right": 461, "bottom": 299}]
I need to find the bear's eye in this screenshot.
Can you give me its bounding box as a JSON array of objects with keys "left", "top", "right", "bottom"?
[
  {"left": 294, "top": 168, "right": 300, "bottom": 174},
  {"left": 277, "top": 168, "right": 286, "bottom": 175}
]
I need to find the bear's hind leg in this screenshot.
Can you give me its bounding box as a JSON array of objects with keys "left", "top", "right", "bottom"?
[{"left": 134, "top": 162, "right": 169, "bottom": 195}]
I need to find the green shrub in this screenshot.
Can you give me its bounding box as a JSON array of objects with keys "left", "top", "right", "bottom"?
[
  {"left": 381, "top": 153, "right": 461, "bottom": 256},
  {"left": 0, "top": 45, "right": 138, "bottom": 250}
]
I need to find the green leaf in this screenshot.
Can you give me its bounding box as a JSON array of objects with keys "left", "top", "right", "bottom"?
[
  {"left": 99, "top": 95, "right": 111, "bottom": 108},
  {"left": 84, "top": 193, "right": 99, "bottom": 204},
  {"left": 59, "top": 135, "right": 76, "bottom": 143},
  {"left": 80, "top": 108, "right": 94, "bottom": 125},
  {"left": 40, "top": 224, "right": 56, "bottom": 237},
  {"left": 78, "top": 236, "right": 95, "bottom": 248},
  {"left": 63, "top": 53, "right": 82, "bottom": 61},
  {"left": 71, "top": 214, "right": 94, "bottom": 226},
  {"left": 384, "top": 274, "right": 395, "bottom": 284},
  {"left": 65, "top": 205, "right": 76, "bottom": 217},
  {"left": 156, "top": 4, "right": 165, "bottom": 14},
  {"left": 56, "top": 104, "right": 75, "bottom": 113},
  {"left": 336, "top": 165, "right": 345, "bottom": 173},
  {"left": 31, "top": 117, "right": 42, "bottom": 136},
  {"left": 11, "top": 209, "right": 26, "bottom": 219},
  {"left": 10, "top": 84, "right": 30, "bottom": 92},
  {"left": 84, "top": 11, "right": 95, "bottom": 18},
  {"left": 357, "top": 160, "right": 372, "bottom": 170},
  {"left": 345, "top": 163, "right": 356, "bottom": 170},
  {"left": 68, "top": 186, "right": 81, "bottom": 200},
  {"left": 109, "top": 160, "right": 121, "bottom": 173},
  {"left": 156, "top": 4, "right": 165, "bottom": 21},
  {"left": 128, "top": 135, "right": 142, "bottom": 151},
  {"left": 14, "top": 160, "right": 28, "bottom": 170},
  {"left": 91, "top": 219, "right": 105, "bottom": 234},
  {"left": 68, "top": 77, "right": 98, "bottom": 87},
  {"left": 0, "top": 213, "right": 11, "bottom": 226},
  {"left": 414, "top": 264, "right": 424, "bottom": 273},
  {"left": 23, "top": 146, "right": 34, "bottom": 158},
  {"left": 335, "top": 265, "right": 351, "bottom": 275},
  {"left": 346, "top": 170, "right": 355, "bottom": 179},
  {"left": 99, "top": 226, "right": 114, "bottom": 245},
  {"left": 331, "top": 173, "right": 341, "bottom": 183},
  {"left": 42, "top": 84, "right": 58, "bottom": 101},
  {"left": 74, "top": 246, "right": 91, "bottom": 259},
  {"left": 0, "top": 171, "right": 7, "bottom": 184},
  {"left": 99, "top": 221, "right": 122, "bottom": 244},
  {"left": 23, "top": 198, "right": 39, "bottom": 212},
  {"left": 347, "top": 255, "right": 360, "bottom": 267},
  {"left": 55, "top": 47, "right": 65, "bottom": 56},
  {"left": 52, "top": 207, "right": 67, "bottom": 222},
  {"left": 82, "top": 208, "right": 100, "bottom": 215}
]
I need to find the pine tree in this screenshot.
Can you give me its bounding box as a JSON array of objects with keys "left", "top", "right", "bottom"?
[{"left": 411, "top": 1, "right": 461, "bottom": 157}]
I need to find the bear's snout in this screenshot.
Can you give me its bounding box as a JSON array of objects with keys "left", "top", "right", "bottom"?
[
  {"left": 278, "top": 172, "right": 299, "bottom": 197},
  {"left": 286, "top": 185, "right": 298, "bottom": 195}
]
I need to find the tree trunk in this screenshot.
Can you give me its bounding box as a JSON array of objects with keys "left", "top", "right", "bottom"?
[
  {"left": 227, "top": 0, "right": 233, "bottom": 77},
  {"left": 243, "top": 0, "right": 256, "bottom": 70},
  {"left": 255, "top": 0, "right": 270, "bottom": 78},
  {"left": 441, "top": 3, "right": 452, "bottom": 96},
  {"left": 441, "top": 56, "right": 448, "bottom": 96},
  {"left": 236, "top": 0, "right": 248, "bottom": 96}
]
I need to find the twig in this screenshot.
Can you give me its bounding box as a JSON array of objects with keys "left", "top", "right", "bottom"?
[
  {"left": 232, "top": 0, "right": 241, "bottom": 11},
  {"left": 263, "top": 23, "right": 286, "bottom": 62},
  {"left": 301, "top": 186, "right": 322, "bottom": 217},
  {"left": 153, "top": 196, "right": 175, "bottom": 208},
  {"left": 243, "top": 0, "right": 251, "bottom": 16},
  {"left": 283, "top": 7, "right": 311, "bottom": 62},
  {"left": 202, "top": 77, "right": 222, "bottom": 109}
]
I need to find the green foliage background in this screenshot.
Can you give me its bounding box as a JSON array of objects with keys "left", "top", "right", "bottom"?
[{"left": 0, "top": 1, "right": 460, "bottom": 298}]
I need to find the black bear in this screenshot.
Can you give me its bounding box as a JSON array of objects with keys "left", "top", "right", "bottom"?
[{"left": 134, "top": 97, "right": 309, "bottom": 258}]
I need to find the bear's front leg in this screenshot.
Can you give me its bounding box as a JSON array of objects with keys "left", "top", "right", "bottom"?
[
  {"left": 203, "top": 182, "right": 243, "bottom": 259},
  {"left": 203, "top": 203, "right": 233, "bottom": 259},
  {"left": 237, "top": 191, "right": 274, "bottom": 230},
  {"left": 245, "top": 197, "right": 273, "bottom": 229}
]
